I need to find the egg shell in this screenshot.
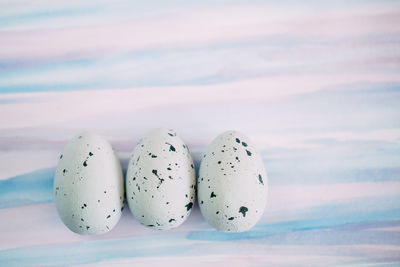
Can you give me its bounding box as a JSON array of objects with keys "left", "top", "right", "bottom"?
[
  {"left": 198, "top": 130, "right": 268, "bottom": 232},
  {"left": 126, "top": 128, "right": 196, "bottom": 230},
  {"left": 54, "top": 132, "right": 124, "bottom": 235}
]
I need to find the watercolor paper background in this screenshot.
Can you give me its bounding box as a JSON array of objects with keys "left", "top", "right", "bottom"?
[{"left": 0, "top": 0, "right": 400, "bottom": 266}]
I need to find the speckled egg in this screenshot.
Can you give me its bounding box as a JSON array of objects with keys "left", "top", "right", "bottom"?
[
  {"left": 126, "top": 128, "right": 196, "bottom": 230},
  {"left": 53, "top": 132, "right": 124, "bottom": 235},
  {"left": 198, "top": 131, "right": 268, "bottom": 232}
]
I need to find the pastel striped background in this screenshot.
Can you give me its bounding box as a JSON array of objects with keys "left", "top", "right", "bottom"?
[{"left": 1, "top": 0, "right": 400, "bottom": 266}]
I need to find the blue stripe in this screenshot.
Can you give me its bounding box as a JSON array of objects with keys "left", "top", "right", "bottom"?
[
  {"left": 0, "top": 168, "right": 55, "bottom": 209},
  {"left": 0, "top": 7, "right": 100, "bottom": 28}
]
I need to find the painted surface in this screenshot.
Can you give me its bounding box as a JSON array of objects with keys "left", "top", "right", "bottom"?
[{"left": 0, "top": 0, "right": 399, "bottom": 266}]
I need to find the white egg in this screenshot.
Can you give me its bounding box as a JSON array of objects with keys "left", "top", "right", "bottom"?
[
  {"left": 126, "top": 128, "right": 196, "bottom": 230},
  {"left": 198, "top": 131, "right": 268, "bottom": 232},
  {"left": 54, "top": 132, "right": 124, "bottom": 235}
]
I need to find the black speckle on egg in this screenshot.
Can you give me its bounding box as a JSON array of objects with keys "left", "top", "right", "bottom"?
[
  {"left": 235, "top": 138, "right": 240, "bottom": 143},
  {"left": 83, "top": 160, "right": 88, "bottom": 167},
  {"left": 152, "top": 169, "right": 164, "bottom": 187},
  {"left": 89, "top": 152, "right": 93, "bottom": 156},
  {"left": 169, "top": 218, "right": 176, "bottom": 223},
  {"left": 258, "top": 174, "right": 264, "bottom": 185},
  {"left": 185, "top": 202, "right": 193, "bottom": 211},
  {"left": 239, "top": 206, "right": 248, "bottom": 217},
  {"left": 107, "top": 215, "right": 111, "bottom": 219},
  {"left": 228, "top": 217, "right": 235, "bottom": 220},
  {"left": 165, "top": 142, "right": 176, "bottom": 152},
  {"left": 246, "top": 150, "right": 252, "bottom": 156},
  {"left": 241, "top": 142, "right": 248, "bottom": 147},
  {"left": 210, "top": 192, "right": 217, "bottom": 198}
]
